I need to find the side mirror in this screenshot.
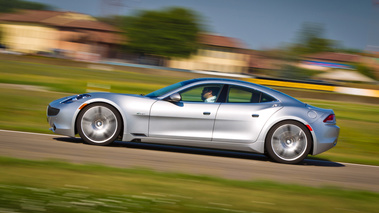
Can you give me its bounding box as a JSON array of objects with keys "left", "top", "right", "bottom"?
[{"left": 166, "top": 93, "right": 181, "bottom": 102}]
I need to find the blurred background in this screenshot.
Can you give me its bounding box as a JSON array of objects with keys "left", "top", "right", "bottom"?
[
  {"left": 0, "top": 1, "right": 379, "bottom": 212},
  {"left": 0, "top": 0, "right": 379, "bottom": 85}
]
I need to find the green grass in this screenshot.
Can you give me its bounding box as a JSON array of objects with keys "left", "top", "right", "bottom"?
[
  {"left": 0, "top": 60, "right": 184, "bottom": 94},
  {"left": 0, "top": 156, "right": 378, "bottom": 213},
  {"left": 0, "top": 55, "right": 378, "bottom": 166}
]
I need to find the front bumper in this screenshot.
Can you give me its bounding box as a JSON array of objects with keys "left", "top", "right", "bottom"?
[{"left": 47, "top": 98, "right": 84, "bottom": 137}]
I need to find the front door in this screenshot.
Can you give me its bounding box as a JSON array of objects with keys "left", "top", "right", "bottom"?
[{"left": 148, "top": 84, "right": 223, "bottom": 141}]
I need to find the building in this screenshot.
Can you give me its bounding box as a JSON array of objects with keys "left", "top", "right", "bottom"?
[
  {"left": 0, "top": 10, "right": 251, "bottom": 72},
  {"left": 168, "top": 34, "right": 250, "bottom": 73},
  {"left": 300, "top": 52, "right": 361, "bottom": 70},
  {"left": 0, "top": 10, "right": 123, "bottom": 60},
  {"left": 247, "top": 50, "right": 281, "bottom": 75},
  {"left": 301, "top": 52, "right": 378, "bottom": 82}
]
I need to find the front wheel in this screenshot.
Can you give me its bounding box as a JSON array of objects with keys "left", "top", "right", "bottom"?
[
  {"left": 265, "top": 121, "right": 312, "bottom": 164},
  {"left": 77, "top": 103, "right": 122, "bottom": 146}
]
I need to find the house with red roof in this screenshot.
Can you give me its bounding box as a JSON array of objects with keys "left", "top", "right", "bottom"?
[
  {"left": 0, "top": 10, "right": 123, "bottom": 60},
  {"left": 0, "top": 10, "right": 250, "bottom": 72},
  {"left": 168, "top": 34, "right": 250, "bottom": 73}
]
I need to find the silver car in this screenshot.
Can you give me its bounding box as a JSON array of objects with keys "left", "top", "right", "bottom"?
[{"left": 47, "top": 78, "right": 339, "bottom": 164}]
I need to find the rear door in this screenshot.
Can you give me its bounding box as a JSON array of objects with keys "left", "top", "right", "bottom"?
[{"left": 212, "top": 85, "right": 282, "bottom": 143}]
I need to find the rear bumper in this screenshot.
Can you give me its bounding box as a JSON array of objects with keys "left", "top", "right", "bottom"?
[{"left": 312, "top": 124, "right": 340, "bottom": 155}]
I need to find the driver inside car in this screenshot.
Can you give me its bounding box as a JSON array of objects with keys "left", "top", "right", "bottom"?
[{"left": 201, "top": 87, "right": 219, "bottom": 103}]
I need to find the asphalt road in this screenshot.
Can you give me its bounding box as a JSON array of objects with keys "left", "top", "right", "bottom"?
[{"left": 1, "top": 130, "right": 379, "bottom": 192}]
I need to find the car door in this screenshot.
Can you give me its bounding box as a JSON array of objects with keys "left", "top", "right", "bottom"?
[
  {"left": 149, "top": 84, "right": 223, "bottom": 141},
  {"left": 212, "top": 85, "right": 282, "bottom": 143}
]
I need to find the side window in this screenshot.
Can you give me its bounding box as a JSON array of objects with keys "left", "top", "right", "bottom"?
[
  {"left": 180, "top": 84, "right": 223, "bottom": 103},
  {"left": 228, "top": 87, "right": 253, "bottom": 103},
  {"left": 261, "top": 92, "right": 276, "bottom": 103},
  {"left": 227, "top": 86, "right": 277, "bottom": 103}
]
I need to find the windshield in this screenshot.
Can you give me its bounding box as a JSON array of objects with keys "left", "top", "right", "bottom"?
[{"left": 145, "top": 79, "right": 198, "bottom": 98}]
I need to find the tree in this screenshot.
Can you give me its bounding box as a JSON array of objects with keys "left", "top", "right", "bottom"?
[
  {"left": 125, "top": 7, "right": 202, "bottom": 58},
  {"left": 355, "top": 63, "right": 377, "bottom": 80},
  {"left": 0, "top": 0, "right": 52, "bottom": 13},
  {"left": 97, "top": 15, "right": 133, "bottom": 30},
  {"left": 291, "top": 22, "right": 336, "bottom": 55}
]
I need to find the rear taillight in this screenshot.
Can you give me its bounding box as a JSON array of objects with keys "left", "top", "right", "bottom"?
[{"left": 323, "top": 114, "right": 335, "bottom": 123}]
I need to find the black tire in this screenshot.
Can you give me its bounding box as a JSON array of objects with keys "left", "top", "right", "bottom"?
[
  {"left": 77, "top": 103, "right": 122, "bottom": 146},
  {"left": 265, "top": 121, "right": 312, "bottom": 164}
]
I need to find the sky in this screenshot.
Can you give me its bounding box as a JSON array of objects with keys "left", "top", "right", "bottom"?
[{"left": 26, "top": 0, "right": 378, "bottom": 51}]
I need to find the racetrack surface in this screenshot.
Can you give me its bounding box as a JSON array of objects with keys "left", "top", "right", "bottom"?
[{"left": 1, "top": 130, "right": 378, "bottom": 192}]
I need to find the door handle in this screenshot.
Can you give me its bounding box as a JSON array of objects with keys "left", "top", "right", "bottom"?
[
  {"left": 252, "top": 114, "right": 259, "bottom": 118},
  {"left": 203, "top": 112, "right": 211, "bottom": 115}
]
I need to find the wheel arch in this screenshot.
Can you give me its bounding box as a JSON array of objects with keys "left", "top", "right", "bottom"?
[
  {"left": 263, "top": 118, "right": 314, "bottom": 155},
  {"left": 74, "top": 101, "right": 125, "bottom": 139}
]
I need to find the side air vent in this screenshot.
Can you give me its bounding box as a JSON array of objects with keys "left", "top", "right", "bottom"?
[
  {"left": 131, "top": 133, "right": 147, "bottom": 137},
  {"left": 47, "top": 105, "right": 60, "bottom": 116}
]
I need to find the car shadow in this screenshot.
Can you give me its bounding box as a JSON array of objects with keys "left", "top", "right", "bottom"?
[
  {"left": 54, "top": 137, "right": 83, "bottom": 144},
  {"left": 54, "top": 137, "right": 345, "bottom": 167}
]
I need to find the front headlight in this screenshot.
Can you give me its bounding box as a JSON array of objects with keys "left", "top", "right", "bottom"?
[{"left": 61, "top": 94, "right": 91, "bottom": 104}]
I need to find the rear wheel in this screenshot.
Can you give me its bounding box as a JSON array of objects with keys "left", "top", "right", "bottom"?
[
  {"left": 265, "top": 121, "right": 312, "bottom": 164},
  {"left": 77, "top": 103, "right": 121, "bottom": 146}
]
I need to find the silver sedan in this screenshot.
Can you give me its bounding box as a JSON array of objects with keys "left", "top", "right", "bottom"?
[{"left": 47, "top": 78, "right": 339, "bottom": 164}]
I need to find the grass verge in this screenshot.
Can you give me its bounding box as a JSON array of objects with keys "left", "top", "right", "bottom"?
[{"left": 0, "top": 156, "right": 378, "bottom": 213}]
